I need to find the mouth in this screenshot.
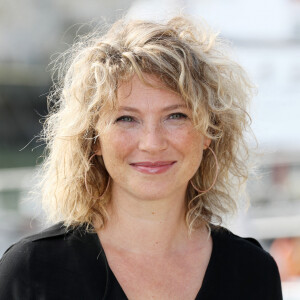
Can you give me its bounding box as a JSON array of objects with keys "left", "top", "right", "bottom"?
[{"left": 129, "top": 161, "right": 177, "bottom": 174}]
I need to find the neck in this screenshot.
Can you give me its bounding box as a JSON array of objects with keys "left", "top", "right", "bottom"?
[{"left": 96, "top": 184, "right": 198, "bottom": 256}]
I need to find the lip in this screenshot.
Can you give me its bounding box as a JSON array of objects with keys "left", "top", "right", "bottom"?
[{"left": 130, "top": 161, "right": 176, "bottom": 174}]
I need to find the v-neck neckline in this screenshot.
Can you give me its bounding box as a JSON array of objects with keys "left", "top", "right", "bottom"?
[
  {"left": 195, "top": 227, "right": 221, "bottom": 299},
  {"left": 91, "top": 226, "right": 220, "bottom": 300}
]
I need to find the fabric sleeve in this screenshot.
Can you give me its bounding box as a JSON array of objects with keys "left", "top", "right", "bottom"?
[
  {"left": 0, "top": 240, "right": 33, "bottom": 299},
  {"left": 265, "top": 253, "right": 283, "bottom": 300}
]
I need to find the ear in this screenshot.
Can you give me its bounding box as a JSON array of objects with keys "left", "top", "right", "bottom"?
[{"left": 203, "top": 137, "right": 211, "bottom": 150}]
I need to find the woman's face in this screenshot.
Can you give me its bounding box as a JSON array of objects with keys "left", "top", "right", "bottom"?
[{"left": 96, "top": 75, "right": 210, "bottom": 201}]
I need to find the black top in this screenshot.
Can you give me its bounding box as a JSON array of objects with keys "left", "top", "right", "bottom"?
[{"left": 0, "top": 222, "right": 282, "bottom": 300}]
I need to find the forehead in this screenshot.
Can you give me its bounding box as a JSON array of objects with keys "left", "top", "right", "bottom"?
[{"left": 117, "top": 74, "right": 186, "bottom": 110}]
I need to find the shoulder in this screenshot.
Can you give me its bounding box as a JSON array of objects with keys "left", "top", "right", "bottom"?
[
  {"left": 212, "top": 226, "right": 267, "bottom": 256},
  {"left": 0, "top": 222, "right": 77, "bottom": 271},
  {"left": 210, "top": 226, "right": 282, "bottom": 299},
  {"left": 1, "top": 222, "right": 100, "bottom": 257},
  {"left": 0, "top": 222, "right": 68, "bottom": 276},
  {"left": 211, "top": 225, "right": 277, "bottom": 269},
  {"left": 1, "top": 222, "right": 71, "bottom": 259},
  {"left": 17, "top": 221, "right": 69, "bottom": 242},
  {"left": 0, "top": 222, "right": 108, "bottom": 299}
]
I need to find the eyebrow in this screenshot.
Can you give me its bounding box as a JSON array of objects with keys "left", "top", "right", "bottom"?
[{"left": 118, "top": 104, "right": 188, "bottom": 113}]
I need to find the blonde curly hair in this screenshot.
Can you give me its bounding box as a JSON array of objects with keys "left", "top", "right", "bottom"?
[{"left": 40, "top": 16, "right": 254, "bottom": 232}]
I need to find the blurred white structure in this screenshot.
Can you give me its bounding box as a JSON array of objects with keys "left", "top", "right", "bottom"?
[{"left": 128, "top": 0, "right": 300, "bottom": 150}]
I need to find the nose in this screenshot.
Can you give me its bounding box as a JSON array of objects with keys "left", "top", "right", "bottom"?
[{"left": 138, "top": 123, "right": 168, "bottom": 153}]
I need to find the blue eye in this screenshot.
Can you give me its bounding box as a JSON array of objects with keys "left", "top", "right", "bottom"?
[
  {"left": 169, "top": 113, "right": 188, "bottom": 120},
  {"left": 115, "top": 115, "right": 135, "bottom": 122}
]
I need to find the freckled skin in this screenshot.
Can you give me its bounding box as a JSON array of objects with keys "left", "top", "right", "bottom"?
[
  {"left": 94, "top": 75, "right": 212, "bottom": 300},
  {"left": 96, "top": 75, "right": 210, "bottom": 203}
]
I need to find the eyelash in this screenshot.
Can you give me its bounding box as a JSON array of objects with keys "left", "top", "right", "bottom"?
[
  {"left": 115, "top": 113, "right": 188, "bottom": 123},
  {"left": 115, "top": 115, "right": 134, "bottom": 122},
  {"left": 168, "top": 113, "right": 188, "bottom": 120}
]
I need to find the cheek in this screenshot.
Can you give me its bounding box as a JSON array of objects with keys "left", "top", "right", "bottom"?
[
  {"left": 173, "top": 127, "right": 204, "bottom": 152},
  {"left": 174, "top": 129, "right": 204, "bottom": 167},
  {"left": 100, "top": 129, "right": 137, "bottom": 163}
]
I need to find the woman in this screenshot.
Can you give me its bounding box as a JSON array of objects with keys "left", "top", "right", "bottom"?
[{"left": 0, "top": 16, "right": 282, "bottom": 299}]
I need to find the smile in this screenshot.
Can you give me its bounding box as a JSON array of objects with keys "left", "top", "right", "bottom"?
[{"left": 129, "top": 161, "right": 177, "bottom": 174}]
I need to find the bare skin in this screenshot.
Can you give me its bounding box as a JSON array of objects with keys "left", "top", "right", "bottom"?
[
  {"left": 95, "top": 75, "right": 213, "bottom": 299},
  {"left": 96, "top": 193, "right": 213, "bottom": 300}
]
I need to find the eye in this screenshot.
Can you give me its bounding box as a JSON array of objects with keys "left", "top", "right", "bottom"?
[
  {"left": 115, "top": 115, "right": 135, "bottom": 123},
  {"left": 168, "top": 113, "right": 188, "bottom": 120}
]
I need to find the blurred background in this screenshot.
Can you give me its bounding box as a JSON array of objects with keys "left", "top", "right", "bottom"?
[{"left": 0, "top": 0, "right": 299, "bottom": 297}]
